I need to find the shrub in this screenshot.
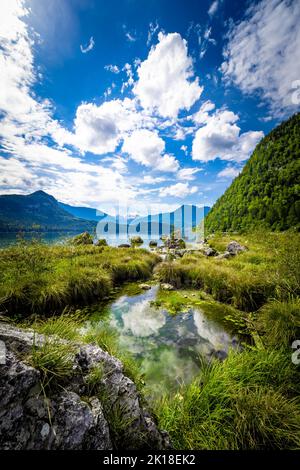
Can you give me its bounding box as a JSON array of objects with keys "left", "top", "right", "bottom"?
[
  {"left": 95, "top": 238, "right": 108, "bottom": 247},
  {"left": 70, "top": 232, "right": 94, "bottom": 245},
  {"left": 130, "top": 236, "right": 144, "bottom": 247}
]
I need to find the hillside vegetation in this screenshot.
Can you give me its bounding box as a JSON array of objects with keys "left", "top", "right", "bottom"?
[{"left": 205, "top": 113, "right": 300, "bottom": 232}]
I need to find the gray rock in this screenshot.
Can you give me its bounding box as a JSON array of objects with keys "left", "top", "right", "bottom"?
[
  {"left": 216, "top": 251, "right": 232, "bottom": 259},
  {"left": 0, "top": 323, "right": 170, "bottom": 450},
  {"left": 226, "top": 241, "right": 247, "bottom": 254},
  {"left": 203, "top": 247, "right": 218, "bottom": 257},
  {"left": 160, "top": 283, "right": 175, "bottom": 291},
  {"left": 139, "top": 283, "right": 151, "bottom": 290}
]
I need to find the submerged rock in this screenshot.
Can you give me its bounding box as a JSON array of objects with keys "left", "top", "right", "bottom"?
[{"left": 0, "top": 323, "right": 170, "bottom": 450}]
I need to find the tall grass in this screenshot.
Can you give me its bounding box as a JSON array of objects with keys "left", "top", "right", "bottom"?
[
  {"left": 0, "top": 243, "right": 159, "bottom": 316},
  {"left": 27, "top": 339, "right": 75, "bottom": 391},
  {"left": 257, "top": 298, "right": 300, "bottom": 348},
  {"left": 155, "top": 348, "right": 300, "bottom": 449}
]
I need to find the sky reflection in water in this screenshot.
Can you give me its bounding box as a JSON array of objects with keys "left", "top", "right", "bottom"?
[{"left": 108, "top": 286, "right": 239, "bottom": 398}]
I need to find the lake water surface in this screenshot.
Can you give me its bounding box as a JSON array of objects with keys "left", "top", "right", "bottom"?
[
  {"left": 0, "top": 232, "right": 162, "bottom": 249},
  {"left": 0, "top": 232, "right": 78, "bottom": 248}
]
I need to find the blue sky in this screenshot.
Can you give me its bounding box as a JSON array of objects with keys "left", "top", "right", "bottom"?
[{"left": 0, "top": 0, "right": 299, "bottom": 215}]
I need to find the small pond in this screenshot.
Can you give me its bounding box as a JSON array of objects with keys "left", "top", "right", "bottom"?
[{"left": 90, "top": 285, "right": 239, "bottom": 398}]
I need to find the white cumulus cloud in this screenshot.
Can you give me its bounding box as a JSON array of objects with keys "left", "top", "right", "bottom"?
[
  {"left": 55, "top": 98, "right": 155, "bottom": 155},
  {"left": 159, "top": 182, "right": 198, "bottom": 198},
  {"left": 217, "top": 166, "right": 240, "bottom": 179},
  {"left": 122, "top": 129, "right": 179, "bottom": 172},
  {"left": 192, "top": 109, "right": 263, "bottom": 162},
  {"left": 133, "top": 32, "right": 203, "bottom": 118}
]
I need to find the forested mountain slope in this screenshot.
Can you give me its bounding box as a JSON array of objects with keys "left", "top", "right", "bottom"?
[{"left": 205, "top": 113, "right": 300, "bottom": 232}]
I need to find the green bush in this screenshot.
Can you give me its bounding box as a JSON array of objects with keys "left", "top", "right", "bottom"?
[
  {"left": 130, "top": 236, "right": 144, "bottom": 247},
  {"left": 70, "top": 232, "right": 94, "bottom": 245},
  {"left": 95, "top": 238, "right": 108, "bottom": 247}
]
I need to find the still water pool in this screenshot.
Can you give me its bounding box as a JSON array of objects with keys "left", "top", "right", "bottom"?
[{"left": 93, "top": 285, "right": 239, "bottom": 398}]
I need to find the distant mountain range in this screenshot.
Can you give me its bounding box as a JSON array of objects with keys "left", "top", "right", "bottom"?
[
  {"left": 0, "top": 190, "right": 210, "bottom": 236},
  {"left": 58, "top": 201, "right": 108, "bottom": 222},
  {"left": 0, "top": 191, "right": 97, "bottom": 232}
]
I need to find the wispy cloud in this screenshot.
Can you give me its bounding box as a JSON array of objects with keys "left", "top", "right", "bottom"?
[
  {"left": 208, "top": 0, "right": 219, "bottom": 17},
  {"left": 123, "top": 24, "right": 137, "bottom": 42},
  {"left": 221, "top": 0, "right": 300, "bottom": 117},
  {"left": 80, "top": 36, "right": 95, "bottom": 53},
  {"left": 217, "top": 166, "right": 240, "bottom": 179},
  {"left": 147, "top": 21, "right": 160, "bottom": 45},
  {"left": 186, "top": 22, "right": 217, "bottom": 60},
  {"left": 104, "top": 64, "right": 120, "bottom": 74}
]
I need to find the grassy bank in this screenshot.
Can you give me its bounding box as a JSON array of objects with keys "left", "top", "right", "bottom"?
[
  {"left": 155, "top": 231, "right": 300, "bottom": 311},
  {"left": 0, "top": 242, "right": 160, "bottom": 316},
  {"left": 154, "top": 231, "right": 300, "bottom": 449}
]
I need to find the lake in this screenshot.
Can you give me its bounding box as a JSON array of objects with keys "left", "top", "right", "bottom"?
[
  {"left": 0, "top": 232, "right": 80, "bottom": 248},
  {"left": 0, "top": 232, "right": 162, "bottom": 249}
]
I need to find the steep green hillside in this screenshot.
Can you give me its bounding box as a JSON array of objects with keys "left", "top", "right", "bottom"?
[{"left": 205, "top": 113, "right": 300, "bottom": 232}]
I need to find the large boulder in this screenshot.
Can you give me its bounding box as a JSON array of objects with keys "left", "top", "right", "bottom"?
[
  {"left": 0, "top": 323, "right": 169, "bottom": 450},
  {"left": 226, "top": 241, "right": 247, "bottom": 255},
  {"left": 163, "top": 238, "right": 186, "bottom": 250}
]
